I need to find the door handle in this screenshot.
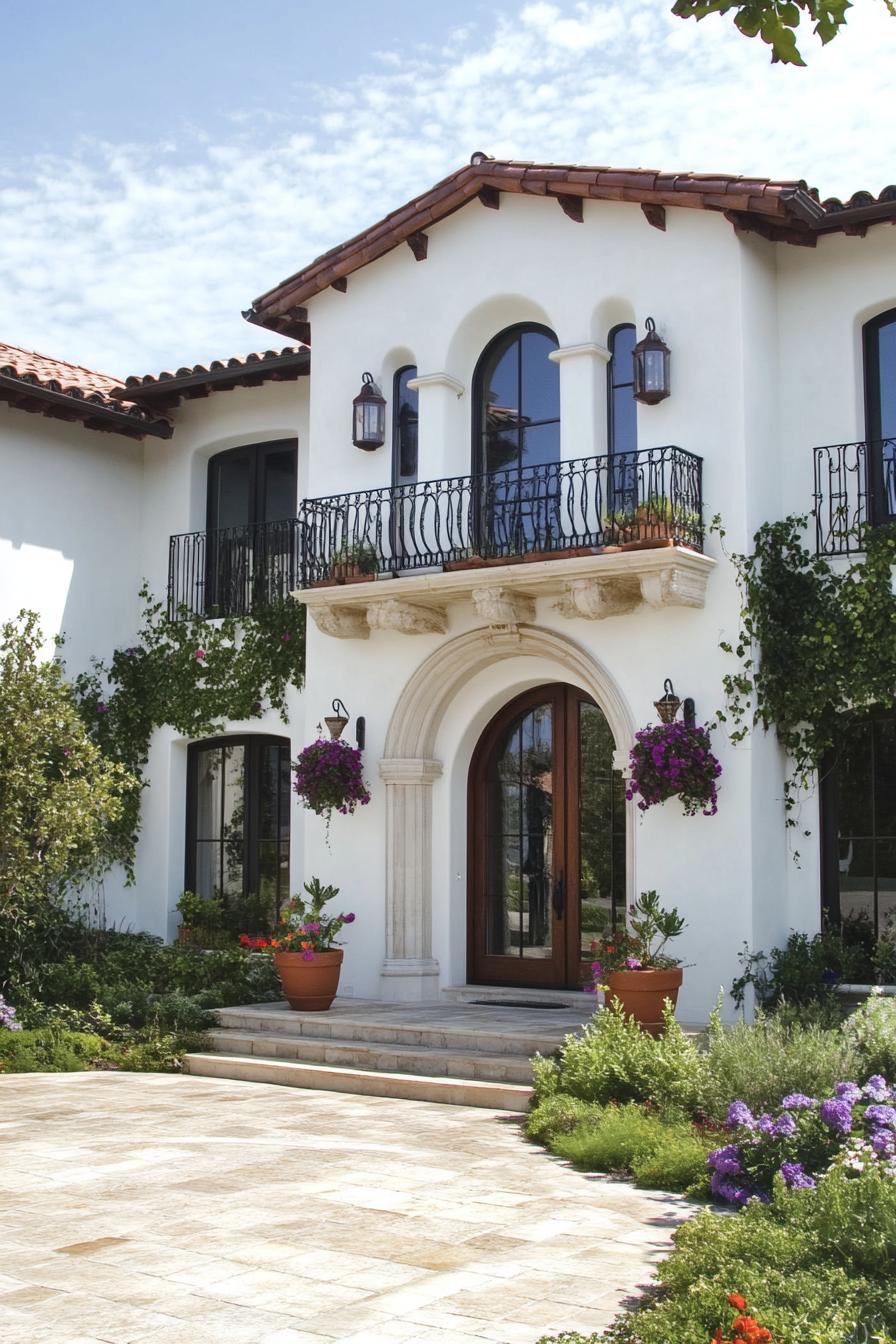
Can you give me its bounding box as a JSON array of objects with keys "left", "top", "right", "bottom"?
[{"left": 553, "top": 873, "right": 565, "bottom": 921}]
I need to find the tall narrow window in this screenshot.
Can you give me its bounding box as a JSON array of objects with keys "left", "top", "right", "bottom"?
[
  {"left": 392, "top": 366, "right": 419, "bottom": 488},
  {"left": 473, "top": 325, "right": 560, "bottom": 555},
  {"left": 205, "top": 439, "right": 298, "bottom": 614},
  {"left": 863, "top": 310, "right": 896, "bottom": 524},
  {"left": 607, "top": 325, "right": 638, "bottom": 515},
  {"left": 186, "top": 735, "right": 291, "bottom": 928}
]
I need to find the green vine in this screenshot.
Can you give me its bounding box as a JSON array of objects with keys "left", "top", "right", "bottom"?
[
  {"left": 72, "top": 585, "right": 306, "bottom": 876},
  {"left": 714, "top": 514, "right": 896, "bottom": 840}
]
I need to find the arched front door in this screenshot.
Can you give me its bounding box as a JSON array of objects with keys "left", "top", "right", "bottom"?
[{"left": 468, "top": 684, "right": 626, "bottom": 989}]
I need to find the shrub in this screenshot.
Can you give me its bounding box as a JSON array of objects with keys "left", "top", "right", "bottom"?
[
  {"left": 630, "top": 1124, "right": 715, "bottom": 1195},
  {"left": 843, "top": 991, "right": 896, "bottom": 1079},
  {"left": 696, "top": 1006, "right": 858, "bottom": 1122},
  {"left": 540, "top": 1001, "right": 703, "bottom": 1115},
  {"left": 552, "top": 1104, "right": 667, "bottom": 1174},
  {"left": 524, "top": 1093, "right": 600, "bottom": 1145},
  {"left": 732, "top": 926, "right": 876, "bottom": 1009},
  {"left": 0, "top": 1027, "right": 113, "bottom": 1072}
]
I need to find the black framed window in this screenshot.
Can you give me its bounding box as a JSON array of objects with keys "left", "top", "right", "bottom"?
[
  {"left": 392, "top": 366, "right": 419, "bottom": 488},
  {"left": 863, "top": 311, "right": 896, "bottom": 524},
  {"left": 821, "top": 708, "right": 896, "bottom": 941},
  {"left": 473, "top": 325, "right": 560, "bottom": 553},
  {"left": 205, "top": 439, "right": 298, "bottom": 614},
  {"left": 607, "top": 324, "right": 638, "bottom": 514},
  {"left": 186, "top": 735, "right": 291, "bottom": 926}
]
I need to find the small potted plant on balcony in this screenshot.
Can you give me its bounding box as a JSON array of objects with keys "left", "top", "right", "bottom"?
[
  {"left": 240, "top": 878, "right": 356, "bottom": 1011},
  {"left": 603, "top": 499, "right": 700, "bottom": 550},
  {"left": 587, "top": 890, "right": 687, "bottom": 1035},
  {"left": 330, "top": 541, "right": 378, "bottom": 583}
]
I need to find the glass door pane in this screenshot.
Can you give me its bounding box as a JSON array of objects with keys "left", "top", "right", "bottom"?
[
  {"left": 484, "top": 702, "right": 554, "bottom": 960},
  {"left": 578, "top": 702, "right": 625, "bottom": 967}
]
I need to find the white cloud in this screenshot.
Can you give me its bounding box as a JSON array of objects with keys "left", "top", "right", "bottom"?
[{"left": 1, "top": 0, "right": 895, "bottom": 375}]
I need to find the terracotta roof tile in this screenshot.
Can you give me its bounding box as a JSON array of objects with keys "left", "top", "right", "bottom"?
[
  {"left": 113, "top": 345, "right": 309, "bottom": 405},
  {"left": 0, "top": 341, "right": 171, "bottom": 439},
  {"left": 246, "top": 156, "right": 851, "bottom": 334}
]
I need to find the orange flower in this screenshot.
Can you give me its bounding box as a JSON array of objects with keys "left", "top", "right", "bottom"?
[{"left": 727, "top": 1296, "right": 747, "bottom": 1312}]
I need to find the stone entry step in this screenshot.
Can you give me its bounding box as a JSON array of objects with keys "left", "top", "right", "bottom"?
[
  {"left": 202, "top": 1027, "right": 536, "bottom": 1084},
  {"left": 182, "top": 996, "right": 591, "bottom": 1109},
  {"left": 182, "top": 1054, "right": 534, "bottom": 1111}
]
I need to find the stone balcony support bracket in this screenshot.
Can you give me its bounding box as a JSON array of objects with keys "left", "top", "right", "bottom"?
[
  {"left": 379, "top": 757, "right": 444, "bottom": 1002},
  {"left": 295, "top": 547, "right": 715, "bottom": 639}
]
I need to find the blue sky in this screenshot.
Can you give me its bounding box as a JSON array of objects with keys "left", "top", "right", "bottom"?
[{"left": 1, "top": 0, "right": 894, "bottom": 375}]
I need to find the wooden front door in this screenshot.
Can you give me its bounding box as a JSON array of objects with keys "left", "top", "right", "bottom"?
[{"left": 468, "top": 684, "right": 626, "bottom": 989}]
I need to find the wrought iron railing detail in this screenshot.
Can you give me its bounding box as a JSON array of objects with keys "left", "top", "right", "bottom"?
[
  {"left": 168, "top": 518, "right": 302, "bottom": 619},
  {"left": 299, "top": 446, "right": 704, "bottom": 586},
  {"left": 813, "top": 440, "right": 896, "bottom": 556}
]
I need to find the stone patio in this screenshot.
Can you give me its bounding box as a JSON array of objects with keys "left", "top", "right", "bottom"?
[{"left": 0, "top": 1072, "right": 693, "bottom": 1344}]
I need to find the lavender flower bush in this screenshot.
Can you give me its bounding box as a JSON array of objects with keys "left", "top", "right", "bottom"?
[
  {"left": 707, "top": 1075, "right": 896, "bottom": 1205},
  {"left": 626, "top": 721, "right": 722, "bottom": 817},
  {"left": 293, "top": 737, "right": 371, "bottom": 830},
  {"left": 0, "top": 995, "right": 22, "bottom": 1031}
]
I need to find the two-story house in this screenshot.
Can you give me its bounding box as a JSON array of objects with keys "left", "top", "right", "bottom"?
[{"left": 2, "top": 155, "right": 894, "bottom": 1024}]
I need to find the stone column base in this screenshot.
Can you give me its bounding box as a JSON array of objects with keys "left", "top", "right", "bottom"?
[{"left": 380, "top": 958, "right": 442, "bottom": 1002}]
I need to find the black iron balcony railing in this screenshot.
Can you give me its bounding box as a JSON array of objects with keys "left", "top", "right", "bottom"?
[
  {"left": 168, "top": 518, "right": 302, "bottom": 619},
  {"left": 299, "top": 446, "right": 703, "bottom": 586},
  {"left": 814, "top": 439, "right": 896, "bottom": 556}
]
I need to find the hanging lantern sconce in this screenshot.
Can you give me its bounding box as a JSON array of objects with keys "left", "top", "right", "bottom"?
[
  {"left": 653, "top": 680, "right": 696, "bottom": 728},
  {"left": 632, "top": 317, "right": 671, "bottom": 405},
  {"left": 352, "top": 372, "right": 386, "bottom": 450},
  {"left": 323, "top": 699, "right": 367, "bottom": 750}
]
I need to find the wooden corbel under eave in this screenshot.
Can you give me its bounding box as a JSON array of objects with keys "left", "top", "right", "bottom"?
[{"left": 407, "top": 231, "right": 429, "bottom": 261}]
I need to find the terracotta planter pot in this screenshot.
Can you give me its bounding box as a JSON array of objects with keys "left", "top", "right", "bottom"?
[
  {"left": 274, "top": 949, "right": 343, "bottom": 1011},
  {"left": 604, "top": 967, "right": 683, "bottom": 1036},
  {"left": 443, "top": 556, "right": 487, "bottom": 571}
]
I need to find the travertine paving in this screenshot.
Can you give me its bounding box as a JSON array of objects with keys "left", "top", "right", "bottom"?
[{"left": 0, "top": 1072, "right": 692, "bottom": 1344}]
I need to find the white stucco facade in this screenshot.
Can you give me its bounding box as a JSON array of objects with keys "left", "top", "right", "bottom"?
[{"left": 2, "top": 165, "right": 893, "bottom": 1022}]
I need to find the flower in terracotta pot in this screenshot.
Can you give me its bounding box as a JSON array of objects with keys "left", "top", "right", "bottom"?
[
  {"left": 587, "top": 890, "right": 687, "bottom": 1035},
  {"left": 240, "top": 877, "right": 356, "bottom": 1011}
]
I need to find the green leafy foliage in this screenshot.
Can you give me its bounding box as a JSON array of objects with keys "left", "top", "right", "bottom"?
[
  {"left": 842, "top": 991, "right": 896, "bottom": 1078},
  {"left": 670, "top": 0, "right": 874, "bottom": 66},
  {"left": 73, "top": 585, "right": 306, "bottom": 877},
  {"left": 534, "top": 1001, "right": 704, "bottom": 1115},
  {"left": 731, "top": 925, "right": 877, "bottom": 1008},
  {"left": 0, "top": 613, "right": 140, "bottom": 973},
  {"left": 714, "top": 516, "right": 896, "bottom": 838},
  {"left": 549, "top": 1102, "right": 715, "bottom": 1195}
]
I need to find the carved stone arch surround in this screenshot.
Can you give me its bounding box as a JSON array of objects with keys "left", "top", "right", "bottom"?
[{"left": 378, "top": 624, "right": 635, "bottom": 999}]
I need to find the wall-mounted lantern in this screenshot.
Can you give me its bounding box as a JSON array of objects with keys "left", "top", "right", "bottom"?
[
  {"left": 323, "top": 698, "right": 366, "bottom": 750},
  {"left": 654, "top": 679, "right": 696, "bottom": 728},
  {"left": 633, "top": 317, "right": 671, "bottom": 405},
  {"left": 352, "top": 372, "right": 386, "bottom": 450}
]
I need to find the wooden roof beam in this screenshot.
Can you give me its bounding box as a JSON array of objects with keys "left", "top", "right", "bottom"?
[
  {"left": 555, "top": 194, "right": 584, "bottom": 223},
  {"left": 407, "top": 231, "right": 428, "bottom": 261},
  {"left": 478, "top": 186, "right": 500, "bottom": 210},
  {"left": 641, "top": 203, "right": 666, "bottom": 231}
]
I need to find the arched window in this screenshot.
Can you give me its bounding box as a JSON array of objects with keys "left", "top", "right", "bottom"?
[
  {"left": 607, "top": 325, "right": 638, "bottom": 516},
  {"left": 392, "top": 366, "right": 419, "bottom": 488},
  {"left": 472, "top": 325, "right": 560, "bottom": 556},
  {"left": 473, "top": 324, "right": 560, "bottom": 476},
  {"left": 864, "top": 310, "right": 896, "bottom": 523},
  {"left": 207, "top": 439, "right": 297, "bottom": 535},
  {"left": 186, "top": 735, "right": 291, "bottom": 928}
]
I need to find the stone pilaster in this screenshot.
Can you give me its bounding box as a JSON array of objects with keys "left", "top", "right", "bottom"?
[{"left": 379, "top": 757, "right": 444, "bottom": 1001}]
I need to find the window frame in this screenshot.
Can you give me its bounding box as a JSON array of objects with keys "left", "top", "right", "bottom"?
[
  {"left": 391, "top": 365, "right": 419, "bottom": 489},
  {"left": 184, "top": 734, "right": 291, "bottom": 919},
  {"left": 820, "top": 706, "right": 896, "bottom": 941},
  {"left": 863, "top": 310, "right": 896, "bottom": 526},
  {"left": 206, "top": 438, "right": 298, "bottom": 536},
  {"left": 471, "top": 323, "right": 560, "bottom": 478},
  {"left": 606, "top": 323, "right": 637, "bottom": 458}
]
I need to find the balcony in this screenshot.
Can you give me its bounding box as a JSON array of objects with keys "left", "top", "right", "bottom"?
[
  {"left": 297, "top": 446, "right": 714, "bottom": 639},
  {"left": 168, "top": 518, "right": 302, "bottom": 619},
  {"left": 814, "top": 439, "right": 896, "bottom": 556}
]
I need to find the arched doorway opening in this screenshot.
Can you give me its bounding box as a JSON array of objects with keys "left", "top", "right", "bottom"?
[{"left": 467, "top": 682, "right": 625, "bottom": 989}]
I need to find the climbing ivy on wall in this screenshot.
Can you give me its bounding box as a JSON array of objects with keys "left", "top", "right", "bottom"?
[
  {"left": 715, "top": 514, "right": 896, "bottom": 826},
  {"left": 73, "top": 585, "right": 306, "bottom": 877}
]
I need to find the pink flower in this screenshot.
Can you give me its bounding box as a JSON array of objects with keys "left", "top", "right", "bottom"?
[
  {"left": 96, "top": 702, "right": 108, "bottom": 714},
  {"left": 281, "top": 633, "right": 291, "bottom": 643},
  {"left": 194, "top": 648, "right": 206, "bottom": 660},
  {"left": 625, "top": 957, "right": 642, "bottom": 969},
  {"left": 583, "top": 983, "right": 597, "bottom": 994},
  {"left": 302, "top": 949, "right": 314, "bottom": 961}
]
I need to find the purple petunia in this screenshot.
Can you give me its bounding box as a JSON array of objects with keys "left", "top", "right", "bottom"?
[
  {"left": 780, "top": 1161, "right": 816, "bottom": 1190},
  {"left": 726, "top": 1101, "right": 757, "bottom": 1130},
  {"left": 820, "top": 1098, "right": 854, "bottom": 1133},
  {"left": 781, "top": 1093, "right": 817, "bottom": 1110}
]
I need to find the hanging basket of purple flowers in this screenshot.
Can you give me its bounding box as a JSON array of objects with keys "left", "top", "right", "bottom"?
[
  {"left": 293, "top": 737, "right": 371, "bottom": 828},
  {"left": 626, "top": 721, "right": 722, "bottom": 817}
]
